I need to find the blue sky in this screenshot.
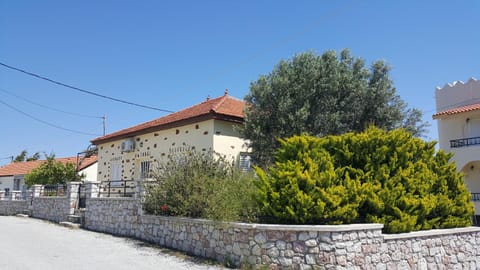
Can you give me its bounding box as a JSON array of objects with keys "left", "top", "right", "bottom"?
[{"left": 0, "top": 1, "right": 479, "bottom": 165}]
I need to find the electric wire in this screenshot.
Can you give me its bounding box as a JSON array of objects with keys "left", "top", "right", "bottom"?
[
  {"left": 0, "top": 1, "right": 353, "bottom": 108},
  {"left": 162, "top": 0, "right": 354, "bottom": 102},
  {"left": 0, "top": 87, "right": 103, "bottom": 119},
  {"left": 0, "top": 98, "right": 101, "bottom": 136},
  {"left": 0, "top": 62, "right": 174, "bottom": 113},
  {"left": 202, "top": 0, "right": 354, "bottom": 83},
  {"left": 424, "top": 96, "right": 480, "bottom": 115}
]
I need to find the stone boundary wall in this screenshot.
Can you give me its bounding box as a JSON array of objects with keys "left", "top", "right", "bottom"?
[
  {"left": 381, "top": 228, "right": 480, "bottom": 269},
  {"left": 31, "top": 197, "right": 70, "bottom": 223},
  {"left": 84, "top": 197, "right": 140, "bottom": 237},
  {"left": 0, "top": 200, "right": 28, "bottom": 216},
  {"left": 84, "top": 198, "right": 480, "bottom": 269}
]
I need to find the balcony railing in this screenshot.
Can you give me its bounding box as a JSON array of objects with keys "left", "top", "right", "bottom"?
[
  {"left": 472, "top": 193, "right": 480, "bottom": 202},
  {"left": 450, "top": 137, "right": 480, "bottom": 148},
  {"left": 99, "top": 180, "right": 135, "bottom": 198}
]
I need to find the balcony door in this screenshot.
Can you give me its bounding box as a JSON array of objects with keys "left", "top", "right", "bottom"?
[
  {"left": 469, "top": 119, "right": 480, "bottom": 138},
  {"left": 111, "top": 163, "right": 122, "bottom": 187}
]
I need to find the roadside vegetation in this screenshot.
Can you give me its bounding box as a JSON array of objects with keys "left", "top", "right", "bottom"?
[
  {"left": 143, "top": 49, "right": 473, "bottom": 234},
  {"left": 143, "top": 151, "right": 259, "bottom": 222},
  {"left": 143, "top": 128, "right": 474, "bottom": 234},
  {"left": 255, "top": 127, "right": 474, "bottom": 233}
]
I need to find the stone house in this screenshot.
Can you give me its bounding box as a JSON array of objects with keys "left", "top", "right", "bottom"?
[
  {"left": 433, "top": 77, "right": 480, "bottom": 223},
  {"left": 90, "top": 92, "right": 250, "bottom": 185}
]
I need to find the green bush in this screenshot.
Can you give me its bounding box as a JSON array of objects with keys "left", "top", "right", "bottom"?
[
  {"left": 255, "top": 127, "right": 474, "bottom": 233},
  {"left": 143, "top": 151, "right": 258, "bottom": 222}
]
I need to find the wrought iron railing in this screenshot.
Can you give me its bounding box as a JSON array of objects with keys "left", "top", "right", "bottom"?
[
  {"left": 450, "top": 137, "right": 480, "bottom": 148},
  {"left": 0, "top": 190, "right": 26, "bottom": 200},
  {"left": 42, "top": 184, "right": 67, "bottom": 197},
  {"left": 99, "top": 180, "right": 135, "bottom": 198},
  {"left": 472, "top": 193, "right": 480, "bottom": 202}
]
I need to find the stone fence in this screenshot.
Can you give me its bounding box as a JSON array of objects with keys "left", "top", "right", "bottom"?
[
  {"left": 0, "top": 182, "right": 81, "bottom": 223},
  {"left": 1, "top": 182, "right": 480, "bottom": 269},
  {"left": 0, "top": 190, "right": 25, "bottom": 201},
  {"left": 84, "top": 197, "right": 480, "bottom": 269},
  {"left": 0, "top": 200, "right": 28, "bottom": 216}
]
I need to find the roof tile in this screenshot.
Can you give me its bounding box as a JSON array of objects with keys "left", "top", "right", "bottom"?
[
  {"left": 432, "top": 103, "right": 480, "bottom": 119},
  {"left": 0, "top": 156, "right": 97, "bottom": 176}
]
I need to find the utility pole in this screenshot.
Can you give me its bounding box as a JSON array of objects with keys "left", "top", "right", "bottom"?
[{"left": 102, "top": 114, "right": 106, "bottom": 136}]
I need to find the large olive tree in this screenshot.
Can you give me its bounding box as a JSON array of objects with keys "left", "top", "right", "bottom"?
[{"left": 243, "top": 49, "right": 427, "bottom": 166}]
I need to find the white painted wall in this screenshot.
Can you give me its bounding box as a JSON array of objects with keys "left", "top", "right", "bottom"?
[
  {"left": 474, "top": 201, "right": 480, "bottom": 216},
  {"left": 0, "top": 175, "right": 14, "bottom": 191},
  {"left": 462, "top": 161, "right": 480, "bottom": 193},
  {"left": 213, "top": 120, "right": 250, "bottom": 166},
  {"left": 96, "top": 120, "right": 216, "bottom": 182},
  {"left": 435, "top": 78, "right": 480, "bottom": 111},
  {"left": 96, "top": 119, "right": 250, "bottom": 182},
  {"left": 80, "top": 163, "right": 98, "bottom": 182}
]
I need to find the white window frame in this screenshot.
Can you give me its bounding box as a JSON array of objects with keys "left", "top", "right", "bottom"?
[
  {"left": 239, "top": 153, "right": 252, "bottom": 172},
  {"left": 140, "top": 160, "right": 151, "bottom": 179}
]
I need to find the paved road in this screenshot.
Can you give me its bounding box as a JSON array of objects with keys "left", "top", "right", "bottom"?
[{"left": 0, "top": 216, "right": 226, "bottom": 270}]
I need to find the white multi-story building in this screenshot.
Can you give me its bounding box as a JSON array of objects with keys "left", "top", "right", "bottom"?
[{"left": 433, "top": 78, "right": 480, "bottom": 223}]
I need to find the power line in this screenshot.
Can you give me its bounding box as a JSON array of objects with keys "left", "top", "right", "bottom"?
[
  {"left": 202, "top": 0, "right": 355, "bottom": 83},
  {"left": 0, "top": 98, "right": 101, "bottom": 136},
  {"left": 0, "top": 62, "right": 174, "bottom": 113},
  {"left": 423, "top": 96, "right": 480, "bottom": 116},
  {"left": 0, "top": 87, "right": 103, "bottom": 119},
  {"left": 160, "top": 0, "right": 354, "bottom": 102}
]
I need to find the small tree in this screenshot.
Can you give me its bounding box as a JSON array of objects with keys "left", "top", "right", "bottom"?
[
  {"left": 144, "top": 151, "right": 258, "bottom": 222},
  {"left": 25, "top": 155, "right": 82, "bottom": 186},
  {"left": 255, "top": 127, "right": 474, "bottom": 233}
]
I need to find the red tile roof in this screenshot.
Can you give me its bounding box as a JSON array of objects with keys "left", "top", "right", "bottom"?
[
  {"left": 432, "top": 103, "right": 480, "bottom": 119},
  {"left": 0, "top": 156, "right": 98, "bottom": 176},
  {"left": 91, "top": 93, "right": 245, "bottom": 145}
]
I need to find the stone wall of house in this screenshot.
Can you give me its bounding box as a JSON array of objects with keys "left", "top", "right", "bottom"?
[
  {"left": 31, "top": 197, "right": 70, "bottom": 223},
  {"left": 0, "top": 200, "right": 28, "bottom": 215},
  {"left": 83, "top": 198, "right": 480, "bottom": 269}
]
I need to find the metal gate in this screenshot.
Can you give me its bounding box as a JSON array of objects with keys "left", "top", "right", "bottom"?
[{"left": 78, "top": 184, "right": 86, "bottom": 208}]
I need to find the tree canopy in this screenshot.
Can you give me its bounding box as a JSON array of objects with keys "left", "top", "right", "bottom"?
[
  {"left": 242, "top": 49, "right": 428, "bottom": 166},
  {"left": 25, "top": 154, "right": 82, "bottom": 186},
  {"left": 14, "top": 150, "right": 40, "bottom": 162},
  {"left": 255, "top": 127, "right": 474, "bottom": 233}
]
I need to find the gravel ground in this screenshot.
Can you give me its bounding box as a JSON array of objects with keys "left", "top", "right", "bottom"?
[{"left": 0, "top": 216, "right": 227, "bottom": 270}]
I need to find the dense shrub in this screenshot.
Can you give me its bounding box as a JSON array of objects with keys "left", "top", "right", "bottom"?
[
  {"left": 255, "top": 127, "right": 474, "bottom": 233},
  {"left": 143, "top": 151, "right": 258, "bottom": 222}
]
